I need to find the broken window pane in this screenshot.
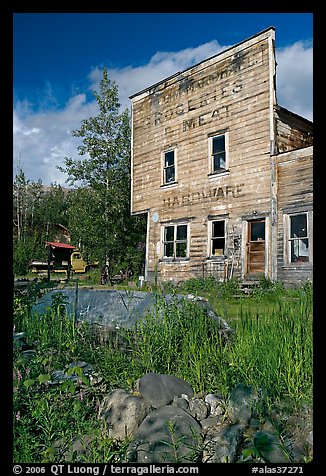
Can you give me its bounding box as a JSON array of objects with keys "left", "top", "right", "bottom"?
[
  {"left": 212, "top": 135, "right": 226, "bottom": 172},
  {"left": 289, "top": 213, "right": 309, "bottom": 263},
  {"left": 211, "top": 220, "right": 226, "bottom": 256},
  {"left": 290, "top": 214, "right": 307, "bottom": 239},
  {"left": 164, "top": 150, "right": 175, "bottom": 183}
]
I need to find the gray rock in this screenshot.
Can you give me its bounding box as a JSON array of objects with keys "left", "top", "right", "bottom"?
[
  {"left": 98, "top": 389, "right": 152, "bottom": 441},
  {"left": 200, "top": 415, "right": 223, "bottom": 431},
  {"left": 227, "top": 383, "right": 257, "bottom": 424},
  {"left": 171, "top": 396, "right": 189, "bottom": 412},
  {"left": 137, "top": 372, "right": 194, "bottom": 408},
  {"left": 182, "top": 294, "right": 233, "bottom": 339},
  {"left": 202, "top": 423, "right": 245, "bottom": 463},
  {"left": 127, "top": 405, "right": 203, "bottom": 463},
  {"left": 188, "top": 398, "right": 209, "bottom": 421},
  {"left": 13, "top": 332, "right": 27, "bottom": 350},
  {"left": 33, "top": 289, "right": 232, "bottom": 336},
  {"left": 205, "top": 393, "right": 224, "bottom": 416}
]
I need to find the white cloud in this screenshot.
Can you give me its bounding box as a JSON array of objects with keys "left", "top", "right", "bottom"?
[
  {"left": 13, "top": 95, "right": 98, "bottom": 185},
  {"left": 275, "top": 40, "right": 313, "bottom": 121},
  {"left": 89, "top": 40, "right": 228, "bottom": 109},
  {"left": 13, "top": 39, "right": 313, "bottom": 186}
]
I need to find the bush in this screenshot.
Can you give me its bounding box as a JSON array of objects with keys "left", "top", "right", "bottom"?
[{"left": 14, "top": 235, "right": 46, "bottom": 276}]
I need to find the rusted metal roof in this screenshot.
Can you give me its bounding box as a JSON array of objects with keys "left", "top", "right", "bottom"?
[{"left": 46, "top": 241, "right": 76, "bottom": 249}]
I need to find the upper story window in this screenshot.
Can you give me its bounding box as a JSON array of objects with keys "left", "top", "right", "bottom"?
[
  {"left": 163, "top": 150, "right": 176, "bottom": 185},
  {"left": 210, "top": 220, "right": 226, "bottom": 257},
  {"left": 288, "top": 213, "right": 310, "bottom": 263},
  {"left": 208, "top": 132, "right": 229, "bottom": 175},
  {"left": 163, "top": 223, "right": 188, "bottom": 260}
]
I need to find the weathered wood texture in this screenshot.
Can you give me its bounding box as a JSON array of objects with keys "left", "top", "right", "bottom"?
[
  {"left": 131, "top": 30, "right": 275, "bottom": 282},
  {"left": 274, "top": 147, "right": 313, "bottom": 286},
  {"left": 130, "top": 28, "right": 313, "bottom": 285},
  {"left": 275, "top": 107, "right": 313, "bottom": 153}
]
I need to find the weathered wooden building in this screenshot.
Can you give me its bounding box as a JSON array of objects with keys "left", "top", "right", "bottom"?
[{"left": 130, "top": 27, "right": 313, "bottom": 286}]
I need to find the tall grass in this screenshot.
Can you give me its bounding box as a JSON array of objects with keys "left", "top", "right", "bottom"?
[
  {"left": 119, "top": 291, "right": 312, "bottom": 406},
  {"left": 121, "top": 297, "right": 229, "bottom": 394},
  {"left": 13, "top": 281, "right": 313, "bottom": 462},
  {"left": 227, "top": 296, "right": 313, "bottom": 405}
]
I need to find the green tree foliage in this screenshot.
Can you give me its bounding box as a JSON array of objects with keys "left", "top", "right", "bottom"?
[
  {"left": 58, "top": 68, "right": 146, "bottom": 276},
  {"left": 33, "top": 184, "right": 68, "bottom": 240},
  {"left": 13, "top": 70, "right": 146, "bottom": 278},
  {"left": 13, "top": 168, "right": 70, "bottom": 275}
]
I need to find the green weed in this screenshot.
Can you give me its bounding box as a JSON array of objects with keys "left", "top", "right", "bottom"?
[{"left": 13, "top": 279, "right": 313, "bottom": 463}]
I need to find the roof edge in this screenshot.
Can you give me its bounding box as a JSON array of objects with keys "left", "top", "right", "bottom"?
[
  {"left": 129, "top": 26, "right": 275, "bottom": 100},
  {"left": 275, "top": 104, "right": 313, "bottom": 125}
]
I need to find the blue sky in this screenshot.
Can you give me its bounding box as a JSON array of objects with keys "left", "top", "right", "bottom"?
[{"left": 13, "top": 12, "right": 313, "bottom": 185}]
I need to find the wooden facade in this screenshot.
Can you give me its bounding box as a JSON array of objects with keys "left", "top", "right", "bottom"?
[{"left": 130, "top": 28, "right": 313, "bottom": 286}]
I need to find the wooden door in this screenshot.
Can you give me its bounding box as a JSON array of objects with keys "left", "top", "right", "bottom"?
[{"left": 247, "top": 219, "right": 265, "bottom": 276}]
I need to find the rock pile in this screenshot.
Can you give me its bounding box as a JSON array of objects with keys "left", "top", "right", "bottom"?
[
  {"left": 96, "top": 372, "right": 311, "bottom": 463},
  {"left": 53, "top": 371, "right": 313, "bottom": 463}
]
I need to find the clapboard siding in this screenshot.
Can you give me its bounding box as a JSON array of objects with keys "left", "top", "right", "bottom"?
[
  {"left": 273, "top": 148, "right": 313, "bottom": 286},
  {"left": 275, "top": 106, "right": 313, "bottom": 153},
  {"left": 130, "top": 28, "right": 313, "bottom": 285}
]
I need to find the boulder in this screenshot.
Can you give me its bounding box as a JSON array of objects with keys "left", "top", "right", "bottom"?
[
  {"left": 137, "top": 372, "right": 194, "bottom": 408},
  {"left": 98, "top": 389, "right": 152, "bottom": 441},
  {"left": 127, "top": 405, "right": 203, "bottom": 463},
  {"left": 227, "top": 383, "right": 258, "bottom": 425},
  {"left": 202, "top": 423, "right": 245, "bottom": 463}
]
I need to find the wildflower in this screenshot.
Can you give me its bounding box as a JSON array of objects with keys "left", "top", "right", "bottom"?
[
  {"left": 13, "top": 324, "right": 16, "bottom": 333},
  {"left": 13, "top": 368, "right": 22, "bottom": 383},
  {"left": 16, "top": 369, "right": 22, "bottom": 383},
  {"left": 15, "top": 411, "right": 21, "bottom": 421}
]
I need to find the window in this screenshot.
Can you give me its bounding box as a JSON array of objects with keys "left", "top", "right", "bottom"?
[
  {"left": 163, "top": 224, "right": 188, "bottom": 259},
  {"left": 163, "top": 150, "right": 176, "bottom": 184},
  {"left": 211, "top": 220, "right": 226, "bottom": 256},
  {"left": 288, "top": 213, "right": 309, "bottom": 263},
  {"left": 210, "top": 134, "right": 227, "bottom": 173}
]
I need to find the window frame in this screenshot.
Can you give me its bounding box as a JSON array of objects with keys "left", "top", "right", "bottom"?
[
  {"left": 208, "top": 132, "right": 229, "bottom": 176},
  {"left": 285, "top": 211, "right": 312, "bottom": 265},
  {"left": 162, "top": 149, "right": 177, "bottom": 186},
  {"left": 209, "top": 218, "right": 227, "bottom": 258},
  {"left": 162, "top": 223, "right": 189, "bottom": 261}
]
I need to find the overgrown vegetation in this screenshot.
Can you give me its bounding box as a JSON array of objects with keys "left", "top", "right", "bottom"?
[
  {"left": 13, "top": 278, "right": 313, "bottom": 463},
  {"left": 13, "top": 68, "right": 146, "bottom": 278}
]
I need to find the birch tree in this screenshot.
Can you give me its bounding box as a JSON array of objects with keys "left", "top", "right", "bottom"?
[{"left": 58, "top": 68, "right": 146, "bottom": 275}]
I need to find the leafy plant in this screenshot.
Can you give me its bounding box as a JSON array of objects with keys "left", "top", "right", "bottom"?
[{"left": 13, "top": 280, "right": 313, "bottom": 463}]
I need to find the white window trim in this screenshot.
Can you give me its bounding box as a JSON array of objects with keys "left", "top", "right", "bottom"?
[
  {"left": 207, "top": 218, "right": 228, "bottom": 258},
  {"left": 161, "top": 148, "right": 177, "bottom": 186},
  {"left": 161, "top": 222, "right": 189, "bottom": 261},
  {"left": 207, "top": 131, "right": 229, "bottom": 177},
  {"left": 284, "top": 211, "right": 313, "bottom": 265}
]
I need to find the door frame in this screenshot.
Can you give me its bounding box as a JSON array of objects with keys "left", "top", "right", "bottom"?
[{"left": 242, "top": 216, "right": 269, "bottom": 280}]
